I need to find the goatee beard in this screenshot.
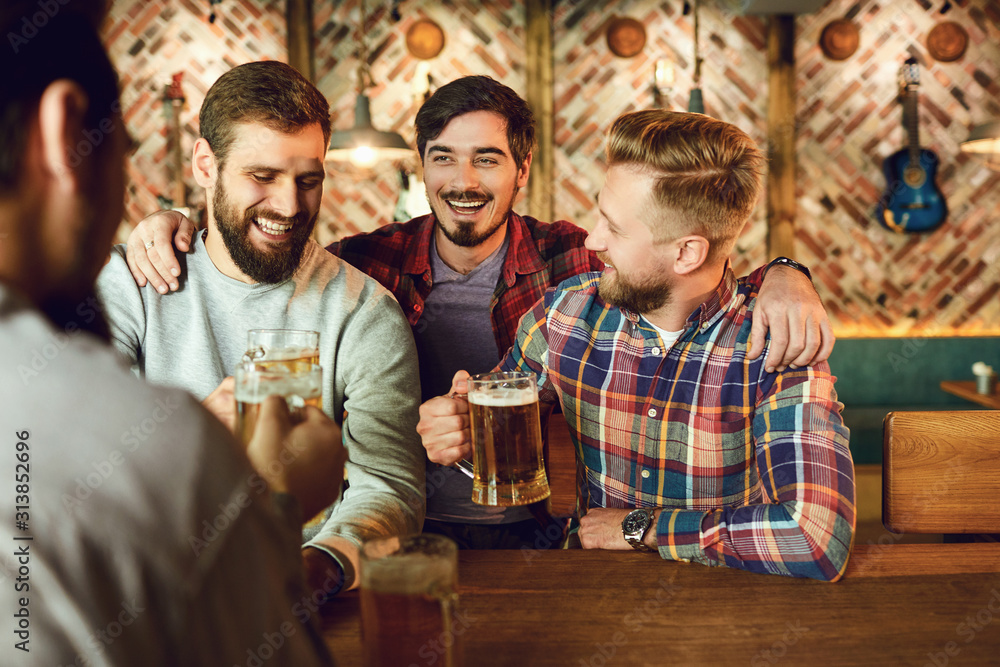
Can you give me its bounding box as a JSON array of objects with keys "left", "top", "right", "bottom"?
[
  {"left": 430, "top": 188, "right": 515, "bottom": 248},
  {"left": 213, "top": 180, "right": 316, "bottom": 284}
]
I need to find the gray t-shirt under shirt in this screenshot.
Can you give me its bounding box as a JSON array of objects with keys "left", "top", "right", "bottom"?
[{"left": 414, "top": 232, "right": 532, "bottom": 524}]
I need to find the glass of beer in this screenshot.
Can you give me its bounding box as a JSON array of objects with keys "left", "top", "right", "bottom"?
[
  {"left": 360, "top": 534, "right": 462, "bottom": 667},
  {"left": 467, "top": 370, "right": 550, "bottom": 506},
  {"left": 233, "top": 360, "right": 323, "bottom": 445},
  {"left": 244, "top": 329, "right": 320, "bottom": 371}
]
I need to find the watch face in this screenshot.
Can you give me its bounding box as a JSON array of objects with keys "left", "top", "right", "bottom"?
[{"left": 623, "top": 510, "right": 650, "bottom": 534}]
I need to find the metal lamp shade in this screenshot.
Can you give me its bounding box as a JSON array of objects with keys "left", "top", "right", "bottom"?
[
  {"left": 961, "top": 121, "right": 1000, "bottom": 170},
  {"left": 326, "top": 94, "right": 414, "bottom": 166}
]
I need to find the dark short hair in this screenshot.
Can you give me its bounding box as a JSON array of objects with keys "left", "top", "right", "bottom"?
[
  {"left": 415, "top": 75, "right": 535, "bottom": 168},
  {"left": 199, "top": 61, "right": 332, "bottom": 166},
  {"left": 0, "top": 2, "right": 119, "bottom": 193}
]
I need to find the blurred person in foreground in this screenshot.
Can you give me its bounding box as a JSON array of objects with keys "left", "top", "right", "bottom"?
[
  {"left": 0, "top": 3, "right": 342, "bottom": 664},
  {"left": 417, "top": 110, "right": 856, "bottom": 581},
  {"left": 124, "top": 76, "right": 834, "bottom": 551}
]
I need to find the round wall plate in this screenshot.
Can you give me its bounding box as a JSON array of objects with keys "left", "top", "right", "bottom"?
[
  {"left": 607, "top": 17, "right": 646, "bottom": 58},
  {"left": 406, "top": 18, "right": 445, "bottom": 60},
  {"left": 819, "top": 19, "right": 860, "bottom": 61},
  {"left": 927, "top": 21, "right": 968, "bottom": 62}
]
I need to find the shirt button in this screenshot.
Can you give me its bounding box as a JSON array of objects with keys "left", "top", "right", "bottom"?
[
  {"left": 651, "top": 347, "right": 661, "bottom": 356},
  {"left": 647, "top": 408, "right": 657, "bottom": 418},
  {"left": 641, "top": 469, "right": 650, "bottom": 479}
]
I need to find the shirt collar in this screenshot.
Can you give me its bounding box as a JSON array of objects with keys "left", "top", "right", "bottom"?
[
  {"left": 401, "top": 214, "right": 436, "bottom": 278},
  {"left": 500, "top": 212, "right": 546, "bottom": 286}
]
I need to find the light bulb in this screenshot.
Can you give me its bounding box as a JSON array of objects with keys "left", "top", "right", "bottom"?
[{"left": 352, "top": 146, "right": 377, "bottom": 167}]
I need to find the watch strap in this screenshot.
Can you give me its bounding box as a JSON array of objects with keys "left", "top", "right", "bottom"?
[
  {"left": 624, "top": 508, "right": 656, "bottom": 552},
  {"left": 765, "top": 256, "right": 812, "bottom": 281}
]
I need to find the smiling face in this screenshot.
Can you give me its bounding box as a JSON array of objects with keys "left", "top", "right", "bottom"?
[
  {"left": 585, "top": 165, "right": 677, "bottom": 315},
  {"left": 422, "top": 110, "right": 531, "bottom": 250},
  {"left": 202, "top": 122, "right": 326, "bottom": 283}
]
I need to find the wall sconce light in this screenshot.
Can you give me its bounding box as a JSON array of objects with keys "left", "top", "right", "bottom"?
[{"left": 960, "top": 121, "right": 1000, "bottom": 170}]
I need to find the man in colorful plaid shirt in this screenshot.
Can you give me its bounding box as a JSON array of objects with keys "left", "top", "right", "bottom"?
[
  {"left": 418, "top": 110, "right": 855, "bottom": 581},
  {"left": 125, "top": 77, "right": 836, "bottom": 554}
]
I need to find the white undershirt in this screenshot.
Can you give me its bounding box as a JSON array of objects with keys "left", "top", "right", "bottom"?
[{"left": 641, "top": 317, "right": 684, "bottom": 350}]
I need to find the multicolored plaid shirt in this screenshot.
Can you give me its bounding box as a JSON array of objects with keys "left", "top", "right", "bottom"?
[
  {"left": 326, "top": 213, "right": 603, "bottom": 357},
  {"left": 500, "top": 267, "right": 856, "bottom": 582}
]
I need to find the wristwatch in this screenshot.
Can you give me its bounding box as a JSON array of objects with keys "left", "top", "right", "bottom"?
[
  {"left": 622, "top": 508, "right": 656, "bottom": 552},
  {"left": 765, "top": 256, "right": 812, "bottom": 280}
]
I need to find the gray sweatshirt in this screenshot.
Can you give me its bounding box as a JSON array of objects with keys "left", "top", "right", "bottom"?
[{"left": 95, "top": 232, "right": 425, "bottom": 584}]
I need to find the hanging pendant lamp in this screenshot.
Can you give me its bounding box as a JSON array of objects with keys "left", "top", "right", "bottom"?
[{"left": 326, "top": 0, "right": 413, "bottom": 167}]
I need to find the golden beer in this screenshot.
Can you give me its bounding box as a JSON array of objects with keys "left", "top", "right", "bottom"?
[
  {"left": 244, "top": 329, "right": 320, "bottom": 372},
  {"left": 468, "top": 372, "right": 550, "bottom": 506},
  {"left": 233, "top": 362, "right": 323, "bottom": 445},
  {"left": 360, "top": 535, "right": 462, "bottom": 667}
]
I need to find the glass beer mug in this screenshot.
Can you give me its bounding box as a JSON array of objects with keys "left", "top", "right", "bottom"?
[{"left": 466, "top": 370, "right": 550, "bottom": 506}]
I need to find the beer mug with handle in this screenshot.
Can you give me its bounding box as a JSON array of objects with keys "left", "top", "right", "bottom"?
[{"left": 466, "top": 370, "right": 550, "bottom": 506}]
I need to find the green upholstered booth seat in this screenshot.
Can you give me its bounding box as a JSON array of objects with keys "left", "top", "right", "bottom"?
[{"left": 827, "top": 337, "right": 999, "bottom": 464}]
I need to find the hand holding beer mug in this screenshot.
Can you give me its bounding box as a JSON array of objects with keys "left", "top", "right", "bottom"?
[
  {"left": 234, "top": 360, "right": 323, "bottom": 446},
  {"left": 360, "top": 534, "right": 462, "bottom": 667},
  {"left": 244, "top": 395, "right": 346, "bottom": 521},
  {"left": 467, "top": 371, "right": 550, "bottom": 506}
]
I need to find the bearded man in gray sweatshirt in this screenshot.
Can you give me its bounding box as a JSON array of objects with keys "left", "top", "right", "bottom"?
[{"left": 95, "top": 61, "right": 424, "bottom": 598}]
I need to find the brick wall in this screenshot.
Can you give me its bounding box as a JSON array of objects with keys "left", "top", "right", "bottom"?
[{"left": 102, "top": 0, "right": 1000, "bottom": 335}]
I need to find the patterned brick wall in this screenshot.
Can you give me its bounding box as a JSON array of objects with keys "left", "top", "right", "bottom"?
[
  {"left": 102, "top": 0, "right": 1000, "bottom": 335},
  {"left": 102, "top": 0, "right": 287, "bottom": 243}
]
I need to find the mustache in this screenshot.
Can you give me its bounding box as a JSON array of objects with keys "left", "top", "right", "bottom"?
[
  {"left": 596, "top": 252, "right": 612, "bottom": 266},
  {"left": 244, "top": 206, "right": 307, "bottom": 226},
  {"left": 441, "top": 191, "right": 492, "bottom": 202}
]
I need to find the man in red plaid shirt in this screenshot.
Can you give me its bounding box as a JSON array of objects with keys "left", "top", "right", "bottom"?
[{"left": 125, "top": 76, "right": 832, "bottom": 551}]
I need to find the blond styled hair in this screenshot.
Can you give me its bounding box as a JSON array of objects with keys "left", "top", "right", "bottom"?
[{"left": 605, "top": 110, "right": 764, "bottom": 263}]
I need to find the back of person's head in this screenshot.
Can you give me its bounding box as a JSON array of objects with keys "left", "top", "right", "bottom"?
[
  {"left": 606, "top": 110, "right": 764, "bottom": 263},
  {"left": 199, "top": 61, "right": 332, "bottom": 168},
  {"left": 415, "top": 75, "right": 535, "bottom": 169},
  {"left": 0, "top": 1, "right": 119, "bottom": 196}
]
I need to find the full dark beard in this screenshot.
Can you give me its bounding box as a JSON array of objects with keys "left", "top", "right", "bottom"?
[
  {"left": 213, "top": 180, "right": 316, "bottom": 284},
  {"left": 597, "top": 255, "right": 672, "bottom": 315}
]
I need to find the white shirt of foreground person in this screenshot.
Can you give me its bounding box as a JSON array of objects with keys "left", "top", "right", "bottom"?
[{"left": 0, "top": 285, "right": 334, "bottom": 667}]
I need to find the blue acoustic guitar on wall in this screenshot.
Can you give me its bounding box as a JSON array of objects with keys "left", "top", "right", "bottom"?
[{"left": 876, "top": 58, "right": 947, "bottom": 234}]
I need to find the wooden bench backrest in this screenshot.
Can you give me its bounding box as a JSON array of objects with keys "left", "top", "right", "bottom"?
[{"left": 883, "top": 410, "right": 1000, "bottom": 533}]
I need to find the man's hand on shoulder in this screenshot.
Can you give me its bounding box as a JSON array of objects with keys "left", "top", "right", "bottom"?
[
  {"left": 124, "top": 209, "right": 197, "bottom": 293},
  {"left": 749, "top": 264, "right": 834, "bottom": 372}
]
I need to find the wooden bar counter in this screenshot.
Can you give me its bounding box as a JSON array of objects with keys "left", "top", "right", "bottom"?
[{"left": 322, "top": 543, "right": 1000, "bottom": 665}]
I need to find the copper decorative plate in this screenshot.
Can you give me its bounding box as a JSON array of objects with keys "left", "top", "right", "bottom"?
[
  {"left": 927, "top": 21, "right": 968, "bottom": 62},
  {"left": 819, "top": 19, "right": 860, "bottom": 61},
  {"left": 607, "top": 17, "right": 646, "bottom": 58},
  {"left": 406, "top": 18, "right": 445, "bottom": 60}
]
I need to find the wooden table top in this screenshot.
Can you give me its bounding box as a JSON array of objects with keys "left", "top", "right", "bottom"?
[
  {"left": 940, "top": 380, "right": 1000, "bottom": 410},
  {"left": 322, "top": 543, "right": 1000, "bottom": 666}
]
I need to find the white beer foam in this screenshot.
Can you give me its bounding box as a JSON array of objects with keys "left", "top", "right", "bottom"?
[
  {"left": 363, "top": 553, "right": 455, "bottom": 594},
  {"left": 467, "top": 388, "right": 537, "bottom": 406}
]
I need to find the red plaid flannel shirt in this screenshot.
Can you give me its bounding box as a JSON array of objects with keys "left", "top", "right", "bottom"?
[{"left": 326, "top": 213, "right": 603, "bottom": 357}]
